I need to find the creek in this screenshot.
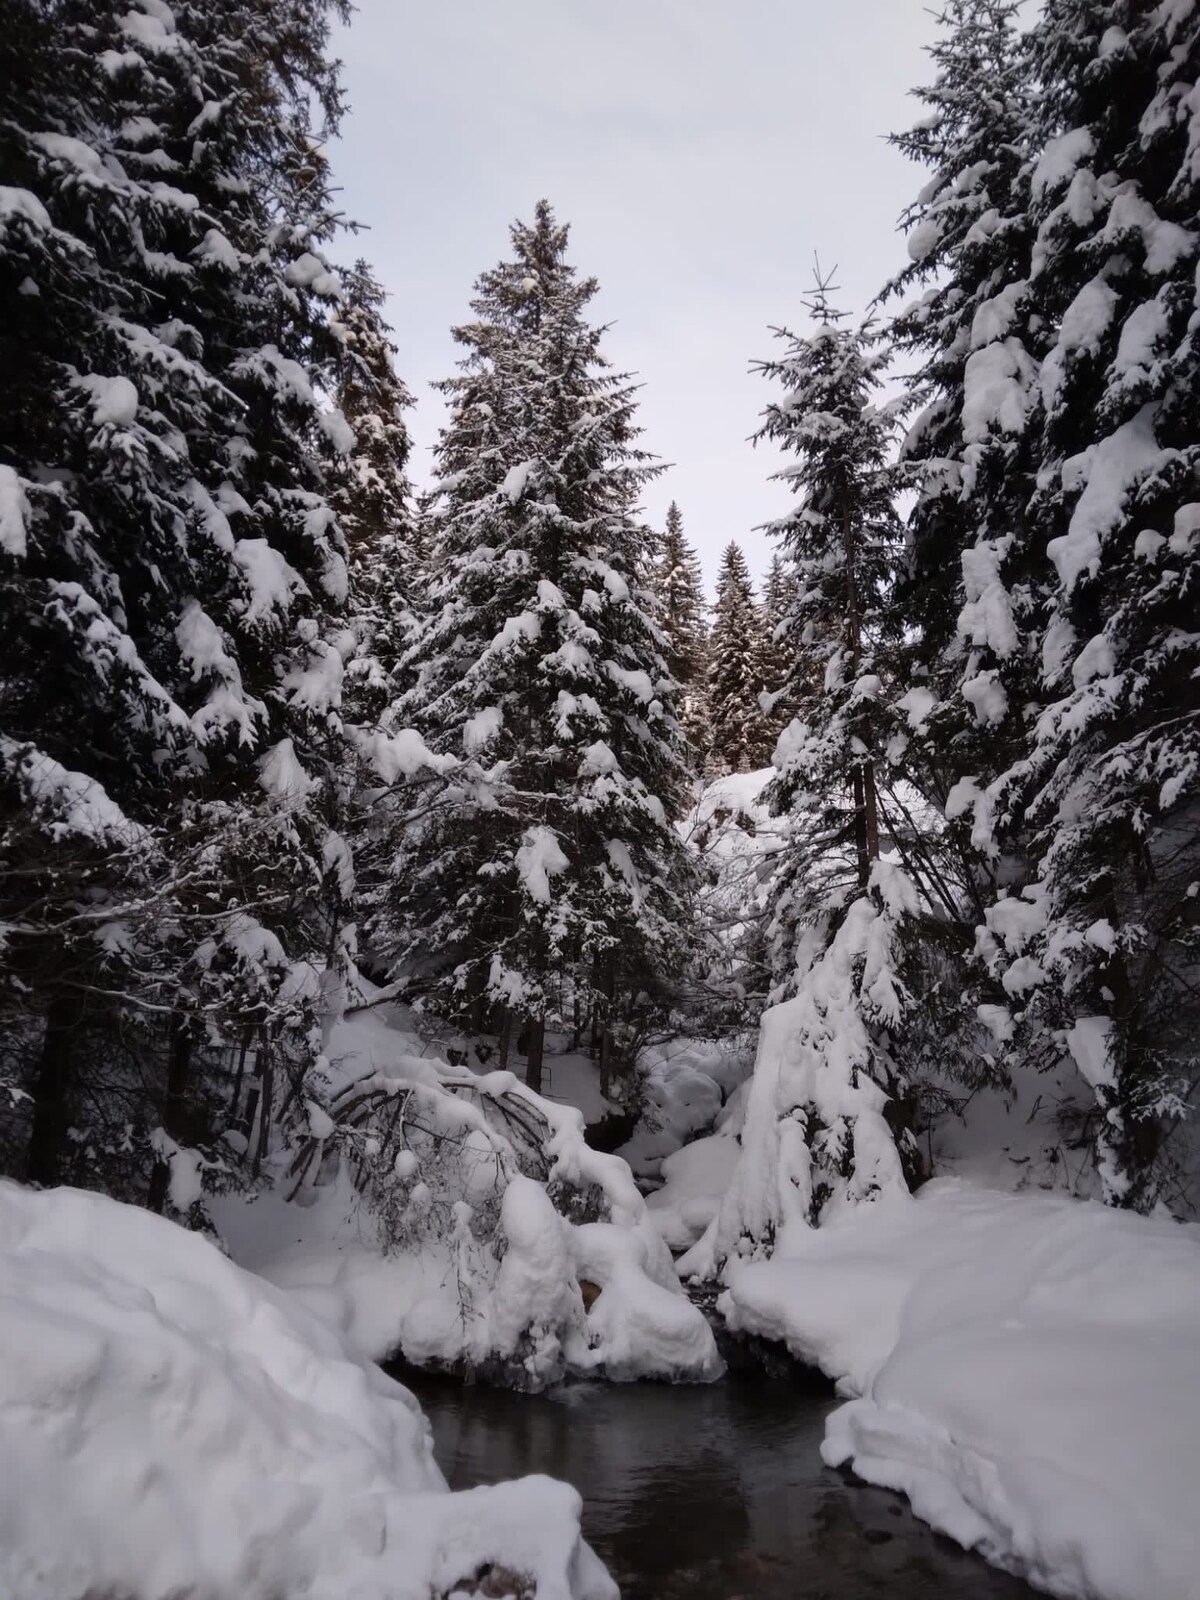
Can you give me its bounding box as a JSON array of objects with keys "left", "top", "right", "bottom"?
[{"left": 395, "top": 1362, "right": 1038, "bottom": 1600}]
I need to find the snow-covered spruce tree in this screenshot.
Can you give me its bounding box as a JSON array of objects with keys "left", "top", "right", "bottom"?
[
  {"left": 698, "top": 288, "right": 923, "bottom": 1264},
  {"left": 377, "top": 202, "right": 695, "bottom": 1093},
  {"left": 331, "top": 259, "right": 419, "bottom": 727},
  {"left": 760, "top": 550, "right": 802, "bottom": 747},
  {"left": 974, "top": 0, "right": 1200, "bottom": 1210},
  {"left": 865, "top": 0, "right": 1060, "bottom": 1128},
  {"left": 651, "top": 501, "right": 709, "bottom": 773},
  {"left": 0, "top": 0, "right": 360, "bottom": 1201},
  {"left": 706, "top": 542, "right": 773, "bottom": 775},
  {"left": 883, "top": 0, "right": 1044, "bottom": 912}
]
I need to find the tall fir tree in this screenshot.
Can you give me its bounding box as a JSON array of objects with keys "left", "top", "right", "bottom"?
[
  {"left": 331, "top": 259, "right": 418, "bottom": 726},
  {"left": 884, "top": 0, "right": 1043, "bottom": 919},
  {"left": 731, "top": 283, "right": 923, "bottom": 1235},
  {"left": 376, "top": 202, "right": 694, "bottom": 1092},
  {"left": 651, "top": 501, "right": 709, "bottom": 773},
  {"left": 706, "top": 542, "right": 773, "bottom": 774},
  {"left": 978, "top": 0, "right": 1200, "bottom": 1208},
  {"left": 760, "top": 550, "right": 801, "bottom": 745},
  {"left": 0, "top": 0, "right": 361, "bottom": 1200},
  {"left": 887, "top": 0, "right": 1200, "bottom": 1209}
]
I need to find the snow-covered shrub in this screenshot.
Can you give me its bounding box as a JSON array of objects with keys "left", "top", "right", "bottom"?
[{"left": 269, "top": 1017, "right": 722, "bottom": 1388}]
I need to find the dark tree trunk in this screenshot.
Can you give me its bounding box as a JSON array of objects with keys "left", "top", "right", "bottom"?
[
  {"left": 524, "top": 1013, "right": 545, "bottom": 1096},
  {"left": 252, "top": 1026, "right": 273, "bottom": 1177},
  {"left": 26, "top": 990, "right": 82, "bottom": 1186},
  {"left": 597, "top": 952, "right": 617, "bottom": 1100},
  {"left": 229, "top": 1029, "right": 252, "bottom": 1126},
  {"left": 148, "top": 1017, "right": 195, "bottom": 1213}
]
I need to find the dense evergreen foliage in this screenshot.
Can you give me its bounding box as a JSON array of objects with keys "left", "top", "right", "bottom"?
[
  {"left": 371, "top": 202, "right": 694, "bottom": 1092},
  {"left": 706, "top": 542, "right": 773, "bottom": 774},
  {"left": 881, "top": 0, "right": 1200, "bottom": 1210},
  {"left": 1, "top": 0, "right": 1195, "bottom": 1228},
  {"left": 0, "top": 0, "right": 360, "bottom": 1199},
  {"left": 651, "top": 501, "right": 709, "bottom": 770}
]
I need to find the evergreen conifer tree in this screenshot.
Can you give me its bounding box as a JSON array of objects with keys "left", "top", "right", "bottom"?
[
  {"left": 729, "top": 280, "right": 923, "bottom": 1236},
  {"left": 377, "top": 202, "right": 694, "bottom": 1093},
  {"left": 0, "top": 0, "right": 361, "bottom": 1198},
  {"left": 651, "top": 501, "right": 709, "bottom": 772},
  {"left": 976, "top": 0, "right": 1200, "bottom": 1208},
  {"left": 883, "top": 0, "right": 1042, "bottom": 891},
  {"left": 706, "top": 542, "right": 772, "bottom": 774},
  {"left": 886, "top": 0, "right": 1200, "bottom": 1208},
  {"left": 331, "top": 259, "right": 418, "bottom": 726},
  {"left": 760, "top": 550, "right": 801, "bottom": 745}
]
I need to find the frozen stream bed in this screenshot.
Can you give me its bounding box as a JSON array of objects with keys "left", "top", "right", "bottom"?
[{"left": 396, "top": 1364, "right": 1039, "bottom": 1600}]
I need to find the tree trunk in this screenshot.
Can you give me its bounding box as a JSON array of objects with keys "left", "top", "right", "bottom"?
[
  {"left": 26, "top": 990, "right": 81, "bottom": 1186},
  {"left": 498, "top": 1007, "right": 512, "bottom": 1071},
  {"left": 851, "top": 767, "right": 871, "bottom": 890},
  {"left": 597, "top": 952, "right": 617, "bottom": 1100},
  {"left": 229, "top": 1029, "right": 252, "bottom": 1126},
  {"left": 148, "top": 1017, "right": 195, "bottom": 1213},
  {"left": 524, "top": 1013, "right": 545, "bottom": 1096},
  {"left": 840, "top": 495, "right": 881, "bottom": 887},
  {"left": 252, "top": 1026, "right": 273, "bottom": 1177}
]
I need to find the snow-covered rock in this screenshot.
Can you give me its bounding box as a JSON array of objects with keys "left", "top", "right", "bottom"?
[
  {"left": 0, "top": 1180, "right": 616, "bottom": 1600},
  {"left": 618, "top": 1036, "right": 750, "bottom": 1179},
  {"left": 644, "top": 1131, "right": 741, "bottom": 1252},
  {"left": 718, "top": 1178, "right": 1200, "bottom": 1600}
]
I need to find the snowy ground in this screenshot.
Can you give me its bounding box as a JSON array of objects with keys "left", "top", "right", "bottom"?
[
  {"left": 0, "top": 1179, "right": 616, "bottom": 1600},
  {"left": 716, "top": 1179, "right": 1200, "bottom": 1600}
]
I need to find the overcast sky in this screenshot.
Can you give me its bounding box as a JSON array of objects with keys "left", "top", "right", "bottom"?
[{"left": 329, "top": 0, "right": 943, "bottom": 596}]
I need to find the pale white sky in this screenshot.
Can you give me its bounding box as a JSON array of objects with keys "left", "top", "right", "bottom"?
[{"left": 329, "top": 0, "right": 942, "bottom": 595}]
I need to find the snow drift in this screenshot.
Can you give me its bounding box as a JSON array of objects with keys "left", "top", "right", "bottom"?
[{"left": 0, "top": 1179, "right": 616, "bottom": 1600}]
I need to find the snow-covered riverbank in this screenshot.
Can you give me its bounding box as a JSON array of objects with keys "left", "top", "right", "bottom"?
[
  {"left": 0, "top": 1179, "right": 616, "bottom": 1600},
  {"left": 714, "top": 1180, "right": 1200, "bottom": 1600}
]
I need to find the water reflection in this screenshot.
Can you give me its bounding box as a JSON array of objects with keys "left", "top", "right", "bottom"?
[{"left": 393, "top": 1365, "right": 1036, "bottom": 1600}]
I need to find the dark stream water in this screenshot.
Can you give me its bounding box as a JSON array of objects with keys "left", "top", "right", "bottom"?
[{"left": 396, "top": 1364, "right": 1036, "bottom": 1600}]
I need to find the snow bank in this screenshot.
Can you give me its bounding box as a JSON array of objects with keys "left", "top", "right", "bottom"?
[
  {"left": 719, "top": 1179, "right": 1200, "bottom": 1600},
  {"left": 0, "top": 1180, "right": 615, "bottom": 1600},
  {"left": 644, "top": 1130, "right": 741, "bottom": 1251}
]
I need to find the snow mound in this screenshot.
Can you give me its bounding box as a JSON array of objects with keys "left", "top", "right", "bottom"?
[
  {"left": 719, "top": 1178, "right": 1200, "bottom": 1600},
  {"left": 618, "top": 1036, "right": 749, "bottom": 1179},
  {"left": 0, "top": 1180, "right": 615, "bottom": 1600},
  {"left": 645, "top": 1131, "right": 741, "bottom": 1252}
]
